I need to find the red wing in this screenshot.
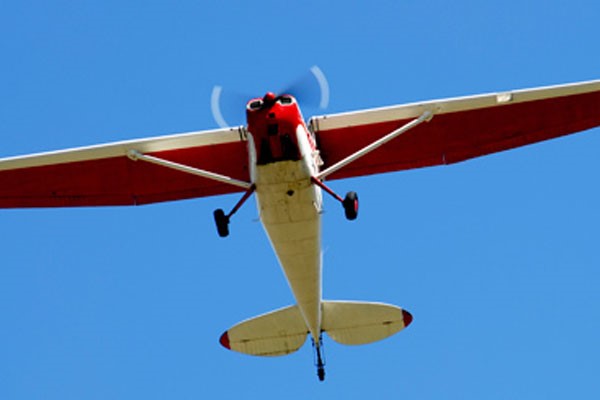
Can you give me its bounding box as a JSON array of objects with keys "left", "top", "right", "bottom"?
[
  {"left": 0, "top": 127, "right": 249, "bottom": 208},
  {"left": 311, "top": 80, "right": 600, "bottom": 180}
]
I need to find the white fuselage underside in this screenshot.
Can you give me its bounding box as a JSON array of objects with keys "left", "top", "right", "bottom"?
[{"left": 250, "top": 126, "right": 323, "bottom": 341}]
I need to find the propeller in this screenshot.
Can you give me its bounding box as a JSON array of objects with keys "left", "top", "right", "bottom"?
[
  {"left": 210, "top": 65, "right": 330, "bottom": 128},
  {"left": 210, "top": 86, "right": 249, "bottom": 129},
  {"left": 279, "top": 65, "right": 330, "bottom": 110}
]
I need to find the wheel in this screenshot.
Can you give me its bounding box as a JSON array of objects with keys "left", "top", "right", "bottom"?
[
  {"left": 317, "top": 366, "right": 325, "bottom": 381},
  {"left": 213, "top": 209, "right": 229, "bottom": 237},
  {"left": 342, "top": 191, "right": 358, "bottom": 220}
]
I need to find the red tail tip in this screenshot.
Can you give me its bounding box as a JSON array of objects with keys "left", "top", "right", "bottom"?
[
  {"left": 219, "top": 331, "right": 231, "bottom": 349},
  {"left": 402, "top": 310, "right": 413, "bottom": 327}
]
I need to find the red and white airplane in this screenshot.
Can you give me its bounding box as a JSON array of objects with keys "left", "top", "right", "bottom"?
[{"left": 1, "top": 70, "right": 600, "bottom": 381}]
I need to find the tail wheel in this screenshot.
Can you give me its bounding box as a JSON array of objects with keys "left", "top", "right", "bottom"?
[
  {"left": 213, "top": 209, "right": 230, "bottom": 237},
  {"left": 317, "top": 366, "right": 325, "bottom": 381},
  {"left": 343, "top": 191, "right": 358, "bottom": 220}
]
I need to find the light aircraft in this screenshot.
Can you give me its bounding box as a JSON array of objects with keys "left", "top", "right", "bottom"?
[{"left": 1, "top": 68, "right": 600, "bottom": 381}]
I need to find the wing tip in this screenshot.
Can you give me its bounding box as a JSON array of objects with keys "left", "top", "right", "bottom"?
[
  {"left": 402, "top": 309, "right": 413, "bottom": 328},
  {"left": 219, "top": 331, "right": 231, "bottom": 349}
]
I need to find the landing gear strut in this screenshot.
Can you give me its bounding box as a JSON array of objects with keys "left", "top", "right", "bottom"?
[
  {"left": 316, "top": 350, "right": 325, "bottom": 382},
  {"left": 311, "top": 177, "right": 358, "bottom": 221},
  {"left": 213, "top": 184, "right": 256, "bottom": 237}
]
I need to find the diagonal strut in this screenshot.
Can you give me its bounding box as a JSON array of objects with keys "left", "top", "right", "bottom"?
[
  {"left": 316, "top": 110, "right": 433, "bottom": 180},
  {"left": 127, "top": 149, "right": 252, "bottom": 189}
]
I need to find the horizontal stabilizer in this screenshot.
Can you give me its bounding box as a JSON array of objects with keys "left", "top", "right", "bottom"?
[
  {"left": 322, "top": 301, "right": 412, "bottom": 345},
  {"left": 220, "top": 305, "right": 308, "bottom": 357}
]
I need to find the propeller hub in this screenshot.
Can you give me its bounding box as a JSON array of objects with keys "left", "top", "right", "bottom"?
[{"left": 263, "top": 92, "right": 277, "bottom": 105}]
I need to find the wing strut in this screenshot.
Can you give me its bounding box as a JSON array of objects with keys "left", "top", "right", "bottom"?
[
  {"left": 127, "top": 149, "right": 256, "bottom": 237},
  {"left": 316, "top": 110, "right": 433, "bottom": 180},
  {"left": 127, "top": 150, "right": 252, "bottom": 189}
]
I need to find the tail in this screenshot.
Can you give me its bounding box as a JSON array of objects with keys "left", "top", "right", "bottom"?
[{"left": 219, "top": 301, "right": 413, "bottom": 356}]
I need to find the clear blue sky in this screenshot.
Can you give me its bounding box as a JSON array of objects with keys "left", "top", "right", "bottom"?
[{"left": 1, "top": 1, "right": 599, "bottom": 399}]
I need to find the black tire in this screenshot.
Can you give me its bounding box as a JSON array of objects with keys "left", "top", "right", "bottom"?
[
  {"left": 343, "top": 191, "right": 358, "bottom": 220},
  {"left": 317, "top": 366, "right": 325, "bottom": 382},
  {"left": 213, "top": 209, "right": 229, "bottom": 237}
]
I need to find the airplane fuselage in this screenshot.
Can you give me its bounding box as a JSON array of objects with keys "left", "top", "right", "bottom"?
[
  {"left": 255, "top": 161, "right": 322, "bottom": 341},
  {"left": 246, "top": 94, "right": 324, "bottom": 342}
]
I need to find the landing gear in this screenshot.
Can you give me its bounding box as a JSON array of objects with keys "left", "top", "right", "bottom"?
[
  {"left": 213, "top": 209, "right": 229, "bottom": 237},
  {"left": 311, "top": 177, "right": 359, "bottom": 221},
  {"left": 317, "top": 362, "right": 325, "bottom": 382},
  {"left": 213, "top": 184, "right": 256, "bottom": 238},
  {"left": 342, "top": 191, "right": 358, "bottom": 220},
  {"left": 312, "top": 335, "right": 326, "bottom": 382}
]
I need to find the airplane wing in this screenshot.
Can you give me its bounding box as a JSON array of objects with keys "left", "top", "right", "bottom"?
[
  {"left": 310, "top": 80, "right": 600, "bottom": 180},
  {"left": 3, "top": 80, "right": 599, "bottom": 208},
  {"left": 0, "top": 127, "right": 249, "bottom": 208}
]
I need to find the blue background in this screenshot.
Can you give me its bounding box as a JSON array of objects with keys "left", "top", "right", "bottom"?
[{"left": 1, "top": 1, "right": 599, "bottom": 398}]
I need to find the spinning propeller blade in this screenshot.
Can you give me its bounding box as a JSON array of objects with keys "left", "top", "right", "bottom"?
[
  {"left": 210, "top": 86, "right": 228, "bottom": 128},
  {"left": 209, "top": 86, "right": 248, "bottom": 128},
  {"left": 279, "top": 65, "right": 330, "bottom": 110},
  {"left": 310, "top": 65, "right": 330, "bottom": 109},
  {"left": 210, "top": 66, "right": 330, "bottom": 128}
]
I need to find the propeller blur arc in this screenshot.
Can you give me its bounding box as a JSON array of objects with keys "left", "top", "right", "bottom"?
[
  {"left": 210, "top": 85, "right": 230, "bottom": 128},
  {"left": 310, "top": 65, "right": 330, "bottom": 109},
  {"left": 210, "top": 66, "right": 330, "bottom": 128}
]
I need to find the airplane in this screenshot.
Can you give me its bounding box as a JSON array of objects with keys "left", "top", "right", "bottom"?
[{"left": 1, "top": 70, "right": 600, "bottom": 381}]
